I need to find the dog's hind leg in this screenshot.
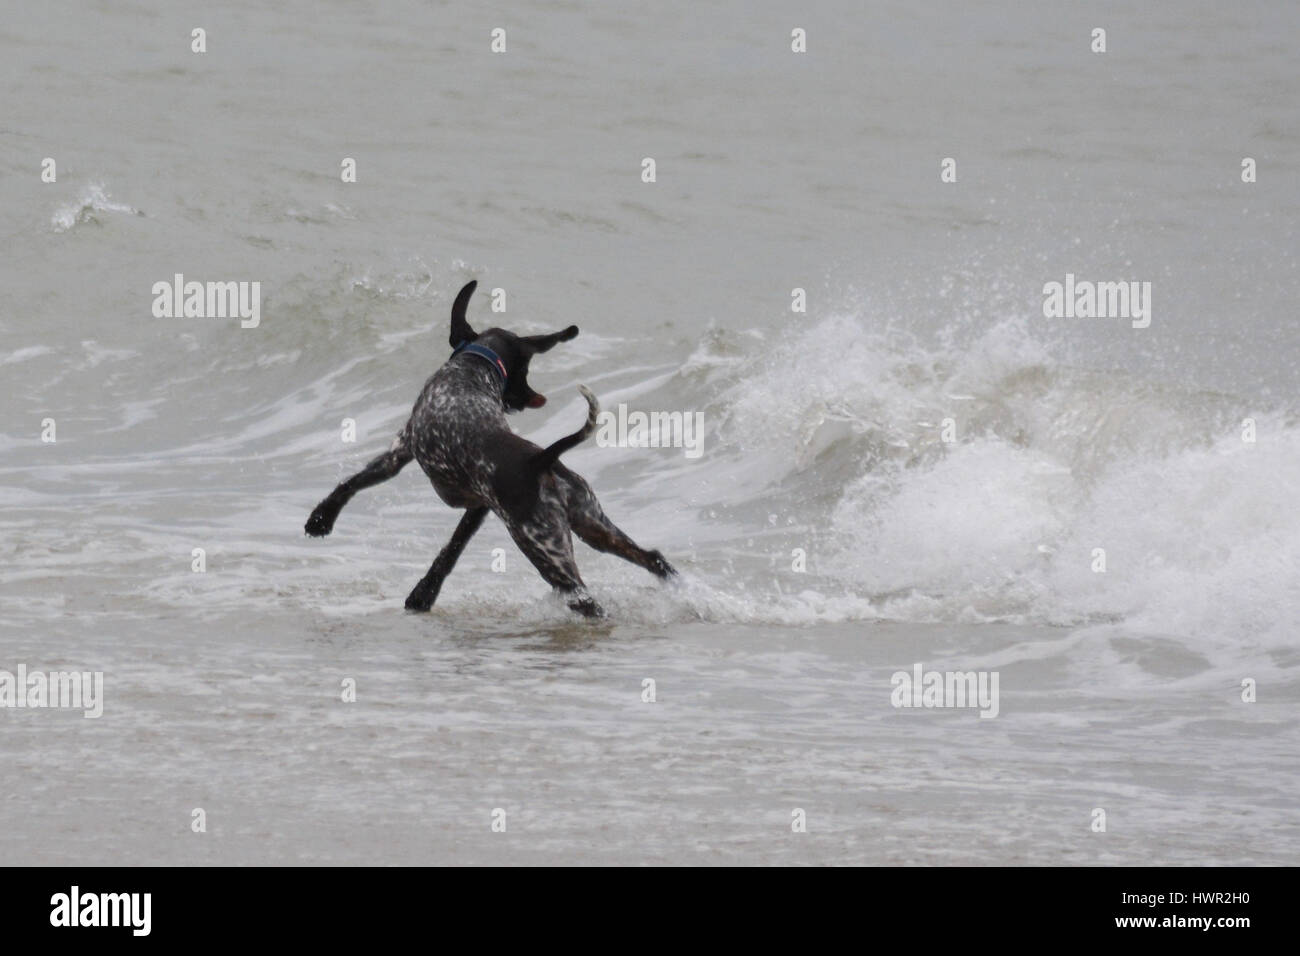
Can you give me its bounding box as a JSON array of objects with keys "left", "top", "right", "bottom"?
[
  {"left": 405, "top": 506, "right": 488, "bottom": 611},
  {"left": 571, "top": 511, "right": 677, "bottom": 579},
  {"left": 305, "top": 434, "right": 413, "bottom": 537},
  {"left": 556, "top": 467, "right": 677, "bottom": 579},
  {"left": 504, "top": 515, "right": 604, "bottom": 618}
]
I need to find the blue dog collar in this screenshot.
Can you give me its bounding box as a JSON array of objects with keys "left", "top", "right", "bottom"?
[{"left": 453, "top": 341, "right": 507, "bottom": 390}]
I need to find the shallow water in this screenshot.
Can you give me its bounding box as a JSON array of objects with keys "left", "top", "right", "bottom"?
[{"left": 2, "top": 1, "right": 1298, "bottom": 864}]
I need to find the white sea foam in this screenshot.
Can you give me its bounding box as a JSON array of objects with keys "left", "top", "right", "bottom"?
[{"left": 50, "top": 183, "right": 141, "bottom": 233}]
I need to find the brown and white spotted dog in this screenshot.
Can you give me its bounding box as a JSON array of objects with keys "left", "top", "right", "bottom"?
[{"left": 304, "top": 280, "right": 676, "bottom": 617}]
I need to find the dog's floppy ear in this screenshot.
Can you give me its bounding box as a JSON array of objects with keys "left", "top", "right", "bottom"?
[
  {"left": 449, "top": 280, "right": 478, "bottom": 347},
  {"left": 521, "top": 325, "right": 579, "bottom": 354}
]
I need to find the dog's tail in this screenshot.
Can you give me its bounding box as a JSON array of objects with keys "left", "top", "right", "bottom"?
[{"left": 533, "top": 386, "right": 599, "bottom": 474}]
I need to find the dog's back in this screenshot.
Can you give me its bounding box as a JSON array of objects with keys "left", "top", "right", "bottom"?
[{"left": 407, "top": 356, "right": 522, "bottom": 510}]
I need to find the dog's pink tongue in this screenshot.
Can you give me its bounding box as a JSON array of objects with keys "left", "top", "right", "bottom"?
[{"left": 527, "top": 394, "right": 547, "bottom": 408}]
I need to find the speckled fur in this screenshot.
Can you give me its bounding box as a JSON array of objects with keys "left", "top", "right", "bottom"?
[{"left": 305, "top": 281, "right": 675, "bottom": 617}]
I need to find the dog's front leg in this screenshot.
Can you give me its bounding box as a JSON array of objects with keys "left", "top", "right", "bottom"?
[
  {"left": 305, "top": 437, "right": 412, "bottom": 537},
  {"left": 405, "top": 507, "right": 489, "bottom": 612}
]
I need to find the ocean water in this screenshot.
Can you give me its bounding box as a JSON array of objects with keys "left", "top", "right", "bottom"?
[{"left": 1, "top": 0, "right": 1298, "bottom": 864}]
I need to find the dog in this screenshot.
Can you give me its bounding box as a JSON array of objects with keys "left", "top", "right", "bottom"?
[{"left": 305, "top": 280, "right": 676, "bottom": 616}]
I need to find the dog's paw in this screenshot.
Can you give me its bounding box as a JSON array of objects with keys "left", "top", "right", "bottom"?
[
  {"left": 404, "top": 591, "right": 433, "bottom": 612},
  {"left": 648, "top": 550, "right": 678, "bottom": 579},
  {"left": 304, "top": 505, "right": 337, "bottom": 537},
  {"left": 568, "top": 596, "right": 606, "bottom": 619},
  {"left": 404, "top": 580, "right": 438, "bottom": 612}
]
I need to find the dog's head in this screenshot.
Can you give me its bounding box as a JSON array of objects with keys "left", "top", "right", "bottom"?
[{"left": 448, "top": 280, "right": 579, "bottom": 412}]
